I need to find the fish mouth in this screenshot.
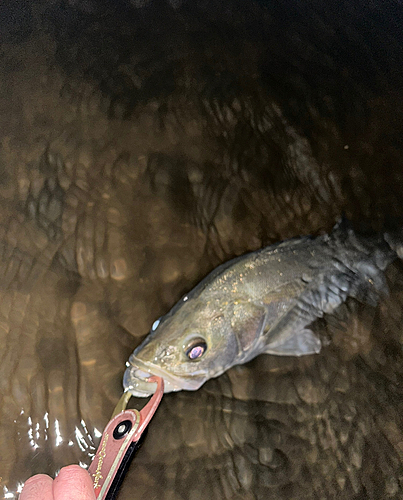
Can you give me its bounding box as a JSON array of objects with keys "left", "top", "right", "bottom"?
[{"left": 123, "top": 354, "right": 203, "bottom": 397}]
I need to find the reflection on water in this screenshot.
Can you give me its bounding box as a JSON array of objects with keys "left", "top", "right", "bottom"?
[{"left": 0, "top": 0, "right": 403, "bottom": 498}]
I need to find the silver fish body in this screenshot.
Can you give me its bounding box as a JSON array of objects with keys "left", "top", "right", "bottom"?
[{"left": 124, "top": 222, "right": 398, "bottom": 397}]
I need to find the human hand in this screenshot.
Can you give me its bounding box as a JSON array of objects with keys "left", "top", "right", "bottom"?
[{"left": 19, "top": 465, "right": 96, "bottom": 500}]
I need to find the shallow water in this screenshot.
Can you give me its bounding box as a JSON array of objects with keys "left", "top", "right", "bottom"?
[{"left": 0, "top": 0, "right": 403, "bottom": 498}]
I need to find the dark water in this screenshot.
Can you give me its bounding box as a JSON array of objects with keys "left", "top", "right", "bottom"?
[{"left": 0, "top": 0, "right": 403, "bottom": 498}]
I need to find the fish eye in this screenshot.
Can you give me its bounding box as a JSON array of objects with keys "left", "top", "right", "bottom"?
[{"left": 184, "top": 338, "right": 207, "bottom": 360}]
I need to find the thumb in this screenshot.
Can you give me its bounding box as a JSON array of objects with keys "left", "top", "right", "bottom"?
[{"left": 53, "top": 465, "right": 96, "bottom": 500}]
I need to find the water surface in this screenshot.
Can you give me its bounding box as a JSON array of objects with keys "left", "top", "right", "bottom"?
[{"left": 0, "top": 1, "right": 402, "bottom": 498}]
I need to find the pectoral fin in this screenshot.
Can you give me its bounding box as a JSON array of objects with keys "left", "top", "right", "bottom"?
[
  {"left": 261, "top": 271, "right": 353, "bottom": 357},
  {"left": 231, "top": 302, "right": 267, "bottom": 352},
  {"left": 264, "top": 328, "right": 321, "bottom": 356}
]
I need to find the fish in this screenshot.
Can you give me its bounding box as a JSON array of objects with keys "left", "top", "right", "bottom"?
[{"left": 123, "top": 221, "right": 401, "bottom": 397}]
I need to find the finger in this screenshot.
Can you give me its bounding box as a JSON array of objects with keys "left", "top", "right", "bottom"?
[
  {"left": 19, "top": 474, "right": 53, "bottom": 500},
  {"left": 53, "top": 465, "right": 96, "bottom": 500}
]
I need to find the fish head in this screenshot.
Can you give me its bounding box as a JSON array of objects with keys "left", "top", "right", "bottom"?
[{"left": 123, "top": 294, "right": 267, "bottom": 397}]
